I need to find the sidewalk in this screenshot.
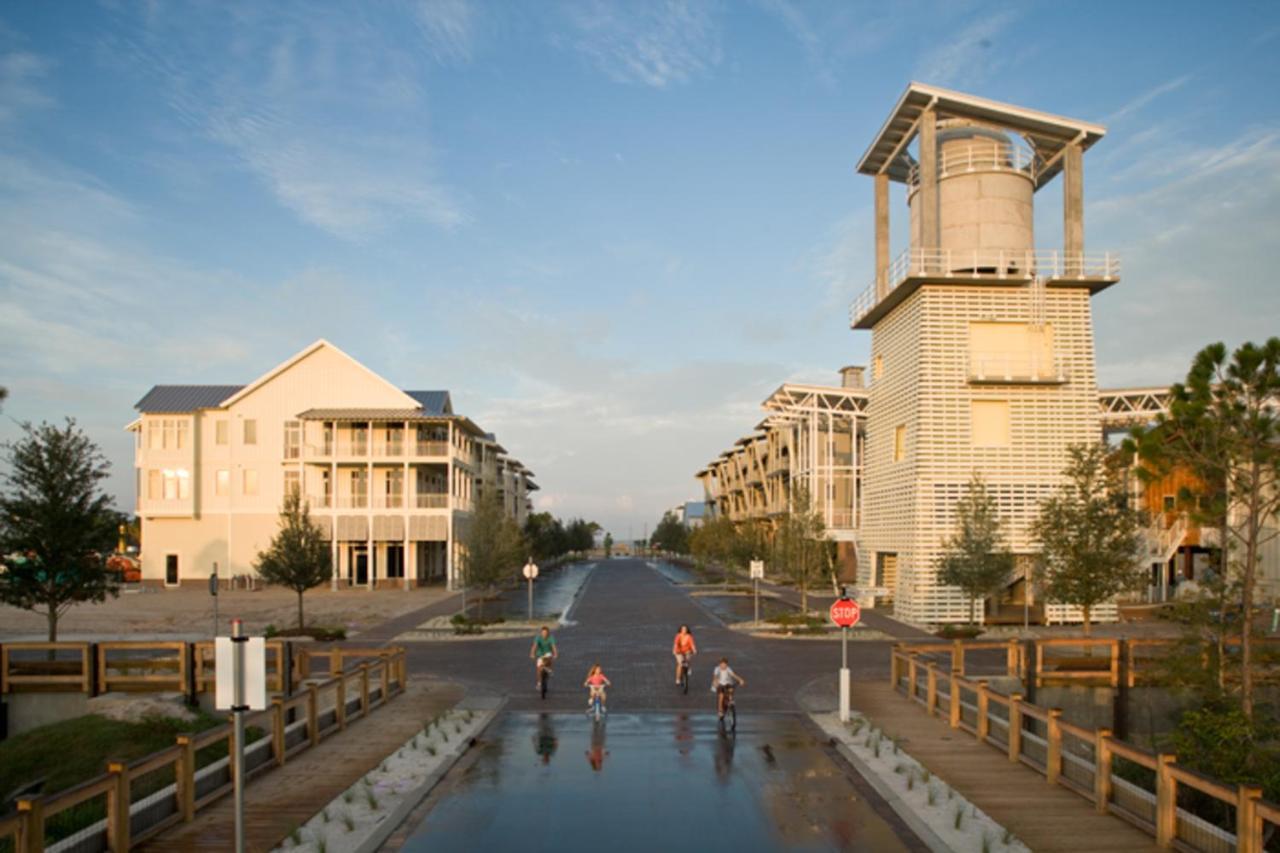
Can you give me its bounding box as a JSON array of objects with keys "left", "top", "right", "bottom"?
[
  {"left": 759, "top": 577, "right": 933, "bottom": 640},
  {"left": 138, "top": 678, "right": 465, "bottom": 853},
  {"left": 808, "top": 678, "right": 1161, "bottom": 853}
]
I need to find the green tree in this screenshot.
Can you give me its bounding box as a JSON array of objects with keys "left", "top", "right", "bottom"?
[
  {"left": 464, "top": 491, "right": 525, "bottom": 618},
  {"left": 1031, "top": 443, "right": 1146, "bottom": 637},
  {"left": 1129, "top": 338, "right": 1280, "bottom": 720},
  {"left": 524, "top": 512, "right": 569, "bottom": 561},
  {"left": 254, "top": 491, "right": 331, "bottom": 630},
  {"left": 650, "top": 511, "right": 690, "bottom": 554},
  {"left": 565, "top": 518, "right": 600, "bottom": 554},
  {"left": 937, "top": 475, "right": 1015, "bottom": 625},
  {"left": 0, "top": 420, "right": 120, "bottom": 641},
  {"left": 603, "top": 532, "right": 613, "bottom": 558},
  {"left": 776, "top": 486, "right": 826, "bottom": 612}
]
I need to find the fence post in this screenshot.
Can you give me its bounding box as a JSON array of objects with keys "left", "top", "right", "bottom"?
[
  {"left": 82, "top": 644, "right": 94, "bottom": 695},
  {"left": 1093, "top": 729, "right": 1112, "bottom": 814},
  {"left": 380, "top": 659, "right": 391, "bottom": 704},
  {"left": 907, "top": 655, "right": 918, "bottom": 701},
  {"left": 1007, "top": 694, "right": 1023, "bottom": 762},
  {"left": 1237, "top": 784, "right": 1262, "bottom": 853},
  {"left": 949, "top": 672, "right": 962, "bottom": 729},
  {"left": 1155, "top": 754, "right": 1177, "bottom": 847},
  {"left": 926, "top": 663, "right": 938, "bottom": 716},
  {"left": 336, "top": 675, "right": 348, "bottom": 730},
  {"left": 271, "top": 698, "right": 286, "bottom": 766},
  {"left": 398, "top": 650, "right": 407, "bottom": 691},
  {"left": 106, "top": 761, "right": 131, "bottom": 852},
  {"left": 1109, "top": 640, "right": 1120, "bottom": 689},
  {"left": 360, "top": 663, "right": 371, "bottom": 717},
  {"left": 176, "top": 735, "right": 196, "bottom": 821},
  {"left": 1034, "top": 641, "right": 1044, "bottom": 689},
  {"left": 889, "top": 649, "right": 900, "bottom": 687},
  {"left": 307, "top": 684, "right": 320, "bottom": 746},
  {"left": 1006, "top": 639, "right": 1019, "bottom": 678},
  {"left": 975, "top": 679, "right": 990, "bottom": 741},
  {"left": 16, "top": 797, "right": 43, "bottom": 853},
  {"left": 951, "top": 639, "right": 964, "bottom": 676},
  {"left": 1046, "top": 708, "right": 1063, "bottom": 785}
]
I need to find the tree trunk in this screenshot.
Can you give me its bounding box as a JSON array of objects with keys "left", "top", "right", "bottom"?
[
  {"left": 47, "top": 608, "right": 58, "bottom": 643},
  {"left": 970, "top": 595, "right": 978, "bottom": 626},
  {"left": 1082, "top": 605, "right": 1092, "bottom": 639},
  {"left": 1241, "top": 470, "right": 1261, "bottom": 722},
  {"left": 297, "top": 590, "right": 305, "bottom": 630}
]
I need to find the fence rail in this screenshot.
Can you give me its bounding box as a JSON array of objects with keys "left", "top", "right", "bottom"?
[
  {"left": 889, "top": 643, "right": 1279, "bottom": 853},
  {"left": 3, "top": 647, "right": 406, "bottom": 853}
]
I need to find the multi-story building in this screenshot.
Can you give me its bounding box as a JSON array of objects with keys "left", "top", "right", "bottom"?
[{"left": 128, "top": 340, "right": 536, "bottom": 590}]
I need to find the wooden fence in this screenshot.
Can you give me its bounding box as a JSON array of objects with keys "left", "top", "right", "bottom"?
[
  {"left": 0, "top": 647, "right": 407, "bottom": 853},
  {"left": 890, "top": 643, "right": 1280, "bottom": 852}
]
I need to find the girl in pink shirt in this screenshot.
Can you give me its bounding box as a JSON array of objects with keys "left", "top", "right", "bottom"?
[{"left": 583, "top": 664, "right": 611, "bottom": 712}]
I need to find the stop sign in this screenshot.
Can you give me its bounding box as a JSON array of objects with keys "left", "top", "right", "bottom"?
[{"left": 829, "top": 597, "right": 861, "bottom": 628}]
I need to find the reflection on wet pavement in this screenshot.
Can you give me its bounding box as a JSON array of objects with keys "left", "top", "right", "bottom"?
[
  {"left": 400, "top": 713, "right": 912, "bottom": 852},
  {"left": 482, "top": 562, "right": 595, "bottom": 621}
]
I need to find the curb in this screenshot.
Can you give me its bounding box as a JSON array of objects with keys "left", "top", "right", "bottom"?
[
  {"left": 809, "top": 713, "right": 953, "bottom": 853},
  {"left": 350, "top": 700, "right": 505, "bottom": 853}
]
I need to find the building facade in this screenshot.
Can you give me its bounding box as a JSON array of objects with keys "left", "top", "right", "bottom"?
[{"left": 128, "top": 340, "right": 536, "bottom": 590}]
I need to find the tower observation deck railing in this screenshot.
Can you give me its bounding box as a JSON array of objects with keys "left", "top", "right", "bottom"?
[
  {"left": 849, "top": 248, "right": 1121, "bottom": 327},
  {"left": 905, "top": 139, "right": 1036, "bottom": 188}
]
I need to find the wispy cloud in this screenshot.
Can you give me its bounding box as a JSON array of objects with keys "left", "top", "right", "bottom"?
[
  {"left": 915, "top": 9, "right": 1019, "bottom": 89},
  {"left": 1106, "top": 74, "right": 1193, "bottom": 123},
  {"left": 412, "top": 0, "right": 476, "bottom": 63},
  {"left": 103, "top": 2, "right": 468, "bottom": 240},
  {"left": 0, "top": 49, "right": 53, "bottom": 125},
  {"left": 562, "top": 0, "right": 722, "bottom": 88}
]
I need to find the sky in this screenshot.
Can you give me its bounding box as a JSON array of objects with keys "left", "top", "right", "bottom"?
[{"left": 1, "top": 1, "right": 1279, "bottom": 540}]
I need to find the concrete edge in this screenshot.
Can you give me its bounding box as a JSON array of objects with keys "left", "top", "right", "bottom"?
[
  {"left": 808, "top": 713, "right": 953, "bottom": 853},
  {"left": 351, "top": 698, "right": 507, "bottom": 853},
  {"left": 558, "top": 562, "right": 598, "bottom": 626}
]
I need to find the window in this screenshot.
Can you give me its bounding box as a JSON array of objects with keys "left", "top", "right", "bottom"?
[
  {"left": 175, "top": 420, "right": 189, "bottom": 450},
  {"left": 243, "top": 469, "right": 259, "bottom": 496},
  {"left": 243, "top": 419, "right": 257, "bottom": 445},
  {"left": 351, "top": 470, "right": 368, "bottom": 507},
  {"left": 215, "top": 469, "right": 230, "bottom": 497},
  {"left": 968, "top": 322, "right": 1056, "bottom": 381},
  {"left": 284, "top": 421, "right": 301, "bottom": 459},
  {"left": 321, "top": 470, "right": 332, "bottom": 505},
  {"left": 1163, "top": 495, "right": 1176, "bottom": 512},
  {"left": 386, "top": 469, "right": 403, "bottom": 507},
  {"left": 165, "top": 554, "right": 179, "bottom": 586},
  {"left": 148, "top": 469, "right": 162, "bottom": 500},
  {"left": 215, "top": 420, "right": 229, "bottom": 445},
  {"left": 284, "top": 470, "right": 300, "bottom": 497},
  {"left": 971, "top": 401, "right": 1012, "bottom": 447},
  {"left": 148, "top": 422, "right": 162, "bottom": 450},
  {"left": 893, "top": 425, "right": 906, "bottom": 462},
  {"left": 160, "top": 469, "right": 190, "bottom": 500}
]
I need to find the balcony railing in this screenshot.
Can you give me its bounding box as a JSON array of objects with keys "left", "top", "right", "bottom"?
[
  {"left": 305, "top": 440, "right": 453, "bottom": 460},
  {"left": 906, "top": 139, "right": 1036, "bottom": 189},
  {"left": 968, "top": 351, "right": 1067, "bottom": 384},
  {"left": 308, "top": 493, "right": 450, "bottom": 510},
  {"left": 849, "top": 248, "right": 1121, "bottom": 327},
  {"left": 415, "top": 494, "right": 449, "bottom": 509}
]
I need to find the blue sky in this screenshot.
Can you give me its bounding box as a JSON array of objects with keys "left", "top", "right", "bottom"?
[{"left": 1, "top": 1, "right": 1278, "bottom": 538}]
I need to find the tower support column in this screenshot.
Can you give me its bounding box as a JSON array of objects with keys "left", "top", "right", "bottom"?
[{"left": 918, "top": 108, "right": 940, "bottom": 251}]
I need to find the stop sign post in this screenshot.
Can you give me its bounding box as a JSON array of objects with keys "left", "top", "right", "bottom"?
[
  {"left": 523, "top": 559, "right": 539, "bottom": 621},
  {"left": 830, "top": 593, "right": 861, "bottom": 722}
]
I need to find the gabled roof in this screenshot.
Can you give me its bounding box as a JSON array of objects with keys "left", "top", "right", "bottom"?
[
  {"left": 406, "top": 390, "right": 452, "bottom": 416},
  {"left": 135, "top": 385, "right": 244, "bottom": 413},
  {"left": 219, "top": 340, "right": 415, "bottom": 409}
]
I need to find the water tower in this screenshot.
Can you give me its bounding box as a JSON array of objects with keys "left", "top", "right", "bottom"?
[{"left": 851, "top": 83, "right": 1119, "bottom": 625}]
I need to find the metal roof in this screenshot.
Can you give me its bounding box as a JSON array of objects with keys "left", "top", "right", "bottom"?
[
  {"left": 296, "top": 408, "right": 443, "bottom": 421},
  {"left": 405, "top": 390, "right": 451, "bottom": 416},
  {"left": 134, "top": 385, "right": 243, "bottom": 412},
  {"left": 857, "top": 82, "right": 1106, "bottom": 188}
]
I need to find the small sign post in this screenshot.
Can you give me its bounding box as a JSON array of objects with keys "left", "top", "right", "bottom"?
[
  {"left": 209, "top": 562, "right": 219, "bottom": 638},
  {"left": 829, "top": 593, "right": 862, "bottom": 722},
  {"left": 216, "top": 619, "right": 266, "bottom": 853},
  {"left": 522, "top": 559, "right": 539, "bottom": 621},
  {"left": 749, "top": 560, "right": 765, "bottom": 625}
]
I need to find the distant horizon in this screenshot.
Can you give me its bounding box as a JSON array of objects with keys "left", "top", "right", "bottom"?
[{"left": 2, "top": 2, "right": 1278, "bottom": 537}]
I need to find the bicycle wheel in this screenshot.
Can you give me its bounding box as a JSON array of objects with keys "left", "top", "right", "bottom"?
[
  {"left": 727, "top": 702, "right": 736, "bottom": 732},
  {"left": 540, "top": 669, "right": 548, "bottom": 699},
  {"left": 680, "top": 665, "right": 689, "bottom": 695}
]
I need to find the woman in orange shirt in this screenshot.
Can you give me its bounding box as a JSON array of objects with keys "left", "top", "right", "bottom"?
[{"left": 672, "top": 624, "right": 697, "bottom": 685}]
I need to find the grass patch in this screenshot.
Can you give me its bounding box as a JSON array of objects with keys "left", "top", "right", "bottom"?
[
  {"left": 935, "top": 624, "right": 983, "bottom": 640},
  {"left": 264, "top": 624, "right": 347, "bottom": 641}
]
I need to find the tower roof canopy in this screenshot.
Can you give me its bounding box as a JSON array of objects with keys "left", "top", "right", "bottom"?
[{"left": 857, "top": 82, "right": 1106, "bottom": 188}]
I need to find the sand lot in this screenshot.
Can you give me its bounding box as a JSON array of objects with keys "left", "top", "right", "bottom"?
[{"left": 0, "top": 585, "right": 454, "bottom": 641}]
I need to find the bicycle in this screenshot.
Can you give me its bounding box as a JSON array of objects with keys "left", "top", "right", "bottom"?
[
  {"left": 677, "top": 654, "right": 691, "bottom": 695},
  {"left": 717, "top": 685, "right": 737, "bottom": 732},
  {"left": 537, "top": 655, "right": 553, "bottom": 699},
  {"left": 589, "top": 688, "right": 605, "bottom": 721}
]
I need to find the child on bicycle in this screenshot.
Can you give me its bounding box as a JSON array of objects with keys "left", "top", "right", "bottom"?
[
  {"left": 710, "top": 657, "right": 745, "bottom": 720},
  {"left": 584, "top": 664, "right": 611, "bottom": 713}
]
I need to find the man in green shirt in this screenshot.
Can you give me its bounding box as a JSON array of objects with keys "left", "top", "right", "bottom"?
[{"left": 529, "top": 626, "right": 558, "bottom": 691}]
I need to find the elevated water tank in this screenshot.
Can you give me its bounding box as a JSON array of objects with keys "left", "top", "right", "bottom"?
[{"left": 908, "top": 121, "right": 1035, "bottom": 274}]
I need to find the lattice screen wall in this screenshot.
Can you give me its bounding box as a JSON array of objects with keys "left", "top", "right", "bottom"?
[{"left": 861, "top": 283, "right": 1105, "bottom": 624}]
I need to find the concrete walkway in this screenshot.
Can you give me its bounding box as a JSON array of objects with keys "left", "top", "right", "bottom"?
[
  {"left": 833, "top": 679, "right": 1161, "bottom": 853},
  {"left": 139, "top": 679, "right": 465, "bottom": 853}
]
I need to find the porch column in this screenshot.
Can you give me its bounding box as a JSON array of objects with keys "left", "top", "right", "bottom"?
[
  {"left": 918, "top": 107, "right": 940, "bottom": 250},
  {"left": 875, "top": 171, "right": 890, "bottom": 299},
  {"left": 403, "top": 419, "right": 411, "bottom": 591},
  {"left": 1063, "top": 141, "right": 1084, "bottom": 261},
  {"left": 366, "top": 423, "right": 373, "bottom": 591}
]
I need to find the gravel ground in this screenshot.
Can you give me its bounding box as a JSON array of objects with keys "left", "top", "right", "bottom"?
[{"left": 0, "top": 585, "right": 454, "bottom": 640}]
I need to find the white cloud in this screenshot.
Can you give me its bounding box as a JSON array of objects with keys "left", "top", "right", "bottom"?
[
  {"left": 563, "top": 0, "right": 722, "bottom": 88},
  {"left": 1106, "top": 74, "right": 1192, "bottom": 123},
  {"left": 413, "top": 0, "right": 476, "bottom": 63},
  {"left": 915, "top": 9, "right": 1019, "bottom": 89},
  {"left": 0, "top": 49, "right": 53, "bottom": 125}
]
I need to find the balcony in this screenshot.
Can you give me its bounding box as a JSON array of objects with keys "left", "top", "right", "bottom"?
[
  {"left": 304, "top": 440, "right": 453, "bottom": 461},
  {"left": 308, "top": 493, "right": 450, "bottom": 510},
  {"left": 849, "top": 248, "right": 1121, "bottom": 329},
  {"left": 968, "top": 351, "right": 1067, "bottom": 385}
]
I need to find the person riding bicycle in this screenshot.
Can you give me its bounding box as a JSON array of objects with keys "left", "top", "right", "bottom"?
[
  {"left": 710, "top": 657, "right": 745, "bottom": 720},
  {"left": 672, "top": 624, "right": 697, "bottom": 685},
  {"left": 529, "top": 626, "right": 558, "bottom": 691},
  {"left": 583, "top": 663, "right": 611, "bottom": 713}
]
